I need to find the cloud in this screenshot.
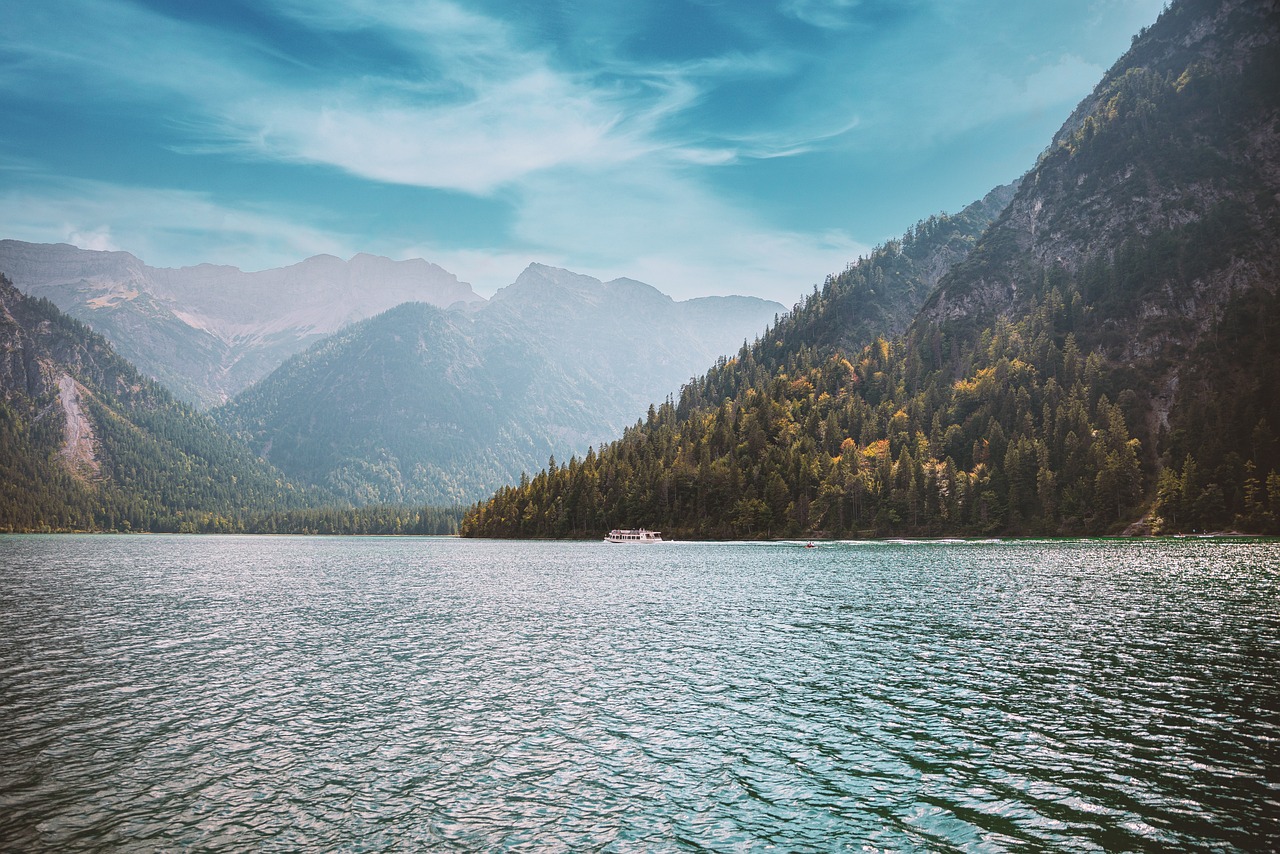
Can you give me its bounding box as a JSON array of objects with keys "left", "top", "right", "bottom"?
[
  {"left": 2, "top": 0, "right": 775, "bottom": 194},
  {"left": 0, "top": 178, "right": 352, "bottom": 271},
  {"left": 780, "top": 0, "right": 863, "bottom": 29},
  {"left": 238, "top": 72, "right": 636, "bottom": 194},
  {"left": 66, "top": 226, "right": 119, "bottom": 253},
  {"left": 510, "top": 163, "right": 867, "bottom": 302},
  {"left": 2, "top": 0, "right": 851, "bottom": 201}
]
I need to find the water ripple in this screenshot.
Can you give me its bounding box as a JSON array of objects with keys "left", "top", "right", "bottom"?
[{"left": 1, "top": 535, "right": 1278, "bottom": 851}]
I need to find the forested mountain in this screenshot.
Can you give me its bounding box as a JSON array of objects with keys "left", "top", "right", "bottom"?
[
  {"left": 461, "top": 0, "right": 1280, "bottom": 539},
  {"left": 0, "top": 242, "right": 482, "bottom": 407},
  {"left": 214, "top": 264, "right": 785, "bottom": 505},
  {"left": 0, "top": 273, "right": 315, "bottom": 531}
]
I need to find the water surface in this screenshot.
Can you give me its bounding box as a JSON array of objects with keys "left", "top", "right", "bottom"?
[{"left": 1, "top": 536, "right": 1277, "bottom": 850}]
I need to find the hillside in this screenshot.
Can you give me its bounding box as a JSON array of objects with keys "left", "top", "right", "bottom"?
[
  {"left": 214, "top": 265, "right": 785, "bottom": 505},
  {"left": 915, "top": 0, "right": 1280, "bottom": 531},
  {"left": 0, "top": 273, "right": 314, "bottom": 531},
  {"left": 0, "top": 242, "right": 483, "bottom": 407},
  {"left": 461, "top": 0, "right": 1280, "bottom": 539}
]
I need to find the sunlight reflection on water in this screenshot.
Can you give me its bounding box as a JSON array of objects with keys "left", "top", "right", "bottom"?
[{"left": 1, "top": 535, "right": 1277, "bottom": 850}]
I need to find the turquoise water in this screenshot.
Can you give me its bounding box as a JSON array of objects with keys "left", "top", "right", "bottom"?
[{"left": 1, "top": 535, "right": 1277, "bottom": 851}]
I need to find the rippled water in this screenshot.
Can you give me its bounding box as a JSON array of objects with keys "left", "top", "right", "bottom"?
[{"left": 1, "top": 535, "right": 1278, "bottom": 851}]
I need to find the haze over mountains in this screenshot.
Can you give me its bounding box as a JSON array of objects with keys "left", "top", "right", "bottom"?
[
  {"left": 0, "top": 241, "right": 483, "bottom": 407},
  {"left": 1, "top": 243, "right": 784, "bottom": 509},
  {"left": 214, "top": 263, "right": 786, "bottom": 505},
  {"left": 0, "top": 272, "right": 312, "bottom": 531}
]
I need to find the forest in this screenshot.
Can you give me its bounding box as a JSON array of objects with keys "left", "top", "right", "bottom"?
[
  {"left": 461, "top": 261, "right": 1280, "bottom": 539},
  {"left": 461, "top": 0, "right": 1280, "bottom": 540}
]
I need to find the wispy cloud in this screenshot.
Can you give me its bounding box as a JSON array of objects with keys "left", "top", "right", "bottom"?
[
  {"left": 780, "top": 0, "right": 863, "bottom": 29},
  {"left": 3, "top": 0, "right": 786, "bottom": 193},
  {"left": 0, "top": 0, "right": 1166, "bottom": 303},
  {"left": 0, "top": 178, "right": 352, "bottom": 271}
]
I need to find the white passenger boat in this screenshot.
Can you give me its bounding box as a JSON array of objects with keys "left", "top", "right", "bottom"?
[{"left": 605, "top": 528, "right": 663, "bottom": 543}]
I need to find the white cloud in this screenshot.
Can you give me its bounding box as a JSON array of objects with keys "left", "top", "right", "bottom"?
[
  {"left": 780, "top": 0, "right": 863, "bottom": 29},
  {"left": 1, "top": 0, "right": 767, "bottom": 195},
  {"left": 66, "top": 226, "right": 119, "bottom": 253},
  {"left": 241, "top": 72, "right": 634, "bottom": 195},
  {"left": 0, "top": 179, "right": 352, "bottom": 271}
]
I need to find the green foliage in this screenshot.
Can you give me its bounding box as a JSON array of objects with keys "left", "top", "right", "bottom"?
[
  {"left": 462, "top": 273, "right": 1165, "bottom": 539},
  {"left": 0, "top": 274, "right": 319, "bottom": 532},
  {"left": 461, "top": 0, "right": 1280, "bottom": 540}
]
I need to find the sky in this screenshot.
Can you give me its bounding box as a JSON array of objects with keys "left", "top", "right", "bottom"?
[{"left": 0, "top": 0, "right": 1166, "bottom": 305}]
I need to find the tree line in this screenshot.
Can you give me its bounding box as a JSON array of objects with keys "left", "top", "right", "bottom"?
[{"left": 461, "top": 256, "right": 1280, "bottom": 539}]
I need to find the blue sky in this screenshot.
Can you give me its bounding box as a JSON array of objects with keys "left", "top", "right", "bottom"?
[{"left": 0, "top": 0, "right": 1165, "bottom": 304}]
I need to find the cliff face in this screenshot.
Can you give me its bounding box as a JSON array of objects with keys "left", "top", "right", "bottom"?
[
  {"left": 919, "top": 0, "right": 1280, "bottom": 467},
  {"left": 0, "top": 273, "right": 310, "bottom": 531},
  {"left": 925, "top": 0, "right": 1280, "bottom": 333}
]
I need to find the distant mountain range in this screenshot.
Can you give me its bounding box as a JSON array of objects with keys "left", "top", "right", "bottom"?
[
  {"left": 463, "top": 0, "right": 1280, "bottom": 539},
  {"left": 1, "top": 244, "right": 784, "bottom": 514},
  {"left": 214, "top": 263, "right": 785, "bottom": 505},
  {"left": 0, "top": 241, "right": 482, "bottom": 407}
]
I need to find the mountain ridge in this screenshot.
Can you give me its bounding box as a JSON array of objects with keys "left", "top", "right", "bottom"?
[
  {"left": 460, "top": 0, "right": 1280, "bottom": 539},
  {"left": 0, "top": 241, "right": 484, "bottom": 407},
  {"left": 0, "top": 272, "right": 315, "bottom": 531},
  {"left": 214, "top": 264, "right": 787, "bottom": 505}
]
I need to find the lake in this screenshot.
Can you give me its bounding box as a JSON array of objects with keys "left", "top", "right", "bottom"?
[{"left": 1, "top": 535, "right": 1277, "bottom": 851}]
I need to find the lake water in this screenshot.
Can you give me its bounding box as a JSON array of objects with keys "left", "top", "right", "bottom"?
[{"left": 1, "top": 535, "right": 1277, "bottom": 851}]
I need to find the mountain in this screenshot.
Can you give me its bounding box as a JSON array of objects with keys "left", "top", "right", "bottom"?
[
  {"left": 749, "top": 181, "right": 1018, "bottom": 375},
  {"left": 0, "top": 273, "right": 314, "bottom": 531},
  {"left": 0, "top": 241, "right": 483, "bottom": 407},
  {"left": 461, "top": 0, "right": 1280, "bottom": 539},
  {"left": 913, "top": 0, "right": 1280, "bottom": 532},
  {"left": 213, "top": 264, "right": 785, "bottom": 505}
]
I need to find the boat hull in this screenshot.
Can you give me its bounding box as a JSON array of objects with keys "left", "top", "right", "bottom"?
[{"left": 604, "top": 528, "right": 663, "bottom": 543}]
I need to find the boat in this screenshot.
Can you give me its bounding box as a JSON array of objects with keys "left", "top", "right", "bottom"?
[
  {"left": 805, "top": 542, "right": 816, "bottom": 549},
  {"left": 605, "top": 528, "right": 663, "bottom": 543}
]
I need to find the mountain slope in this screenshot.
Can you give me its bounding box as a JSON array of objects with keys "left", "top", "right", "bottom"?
[
  {"left": 0, "top": 242, "right": 483, "bottom": 407},
  {"left": 214, "top": 265, "right": 785, "bottom": 505},
  {"left": 673, "top": 182, "right": 1016, "bottom": 414},
  {"left": 914, "top": 0, "right": 1280, "bottom": 528},
  {"left": 0, "top": 273, "right": 313, "bottom": 531},
  {"left": 923, "top": 0, "right": 1279, "bottom": 335},
  {"left": 461, "top": 0, "right": 1280, "bottom": 539}
]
